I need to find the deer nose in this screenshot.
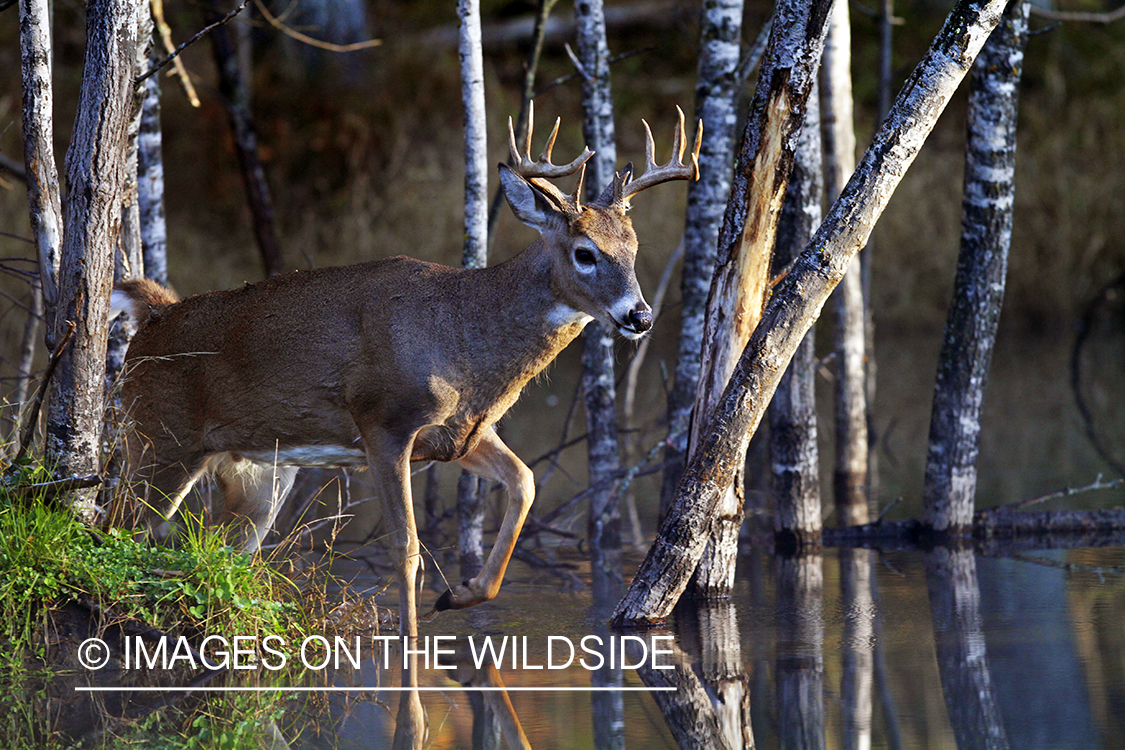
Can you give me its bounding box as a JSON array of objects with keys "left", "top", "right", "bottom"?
[{"left": 627, "top": 306, "right": 653, "bottom": 333}]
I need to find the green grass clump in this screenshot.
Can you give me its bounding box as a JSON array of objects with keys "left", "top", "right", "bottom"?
[{"left": 0, "top": 458, "right": 307, "bottom": 668}]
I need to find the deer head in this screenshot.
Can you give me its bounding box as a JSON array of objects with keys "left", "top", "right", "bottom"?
[{"left": 499, "top": 103, "right": 701, "bottom": 340}]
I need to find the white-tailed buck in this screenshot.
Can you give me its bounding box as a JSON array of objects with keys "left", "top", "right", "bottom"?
[{"left": 111, "top": 107, "right": 700, "bottom": 636}]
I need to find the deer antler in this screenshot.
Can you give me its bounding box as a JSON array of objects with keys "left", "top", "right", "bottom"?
[
  {"left": 611, "top": 105, "right": 702, "bottom": 207},
  {"left": 508, "top": 101, "right": 594, "bottom": 211}
]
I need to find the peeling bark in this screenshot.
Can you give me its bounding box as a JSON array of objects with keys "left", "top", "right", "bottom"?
[
  {"left": 821, "top": 0, "right": 869, "bottom": 525},
  {"left": 613, "top": 0, "right": 1010, "bottom": 626},
  {"left": 687, "top": 0, "right": 833, "bottom": 596},
  {"left": 47, "top": 0, "right": 145, "bottom": 522},
  {"left": 922, "top": 0, "right": 1029, "bottom": 533},
  {"left": 661, "top": 0, "right": 745, "bottom": 518},
  {"left": 769, "top": 82, "right": 823, "bottom": 549}
]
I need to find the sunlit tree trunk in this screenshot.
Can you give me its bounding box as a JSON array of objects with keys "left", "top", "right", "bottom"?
[
  {"left": 19, "top": 0, "right": 63, "bottom": 338},
  {"left": 46, "top": 0, "right": 145, "bottom": 521},
  {"left": 821, "top": 0, "right": 869, "bottom": 525},
  {"left": 660, "top": 0, "right": 744, "bottom": 518},
  {"left": 613, "top": 0, "right": 1010, "bottom": 626},
  {"left": 456, "top": 0, "right": 489, "bottom": 579},
  {"left": 687, "top": 0, "right": 833, "bottom": 597},
  {"left": 769, "top": 83, "right": 823, "bottom": 549},
  {"left": 922, "top": 0, "right": 1029, "bottom": 533}
]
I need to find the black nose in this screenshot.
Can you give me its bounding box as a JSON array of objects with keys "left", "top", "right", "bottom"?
[{"left": 627, "top": 306, "right": 653, "bottom": 333}]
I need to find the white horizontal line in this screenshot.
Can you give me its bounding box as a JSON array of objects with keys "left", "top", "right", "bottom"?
[{"left": 75, "top": 686, "right": 675, "bottom": 693}]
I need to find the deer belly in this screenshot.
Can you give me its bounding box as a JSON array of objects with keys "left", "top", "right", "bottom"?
[{"left": 238, "top": 444, "right": 368, "bottom": 468}]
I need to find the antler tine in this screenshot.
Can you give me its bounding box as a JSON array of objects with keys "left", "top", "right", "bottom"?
[
  {"left": 507, "top": 101, "right": 595, "bottom": 182},
  {"left": 617, "top": 105, "right": 702, "bottom": 205}
]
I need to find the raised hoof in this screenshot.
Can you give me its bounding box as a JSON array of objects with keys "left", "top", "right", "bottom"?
[
  {"left": 433, "top": 581, "right": 476, "bottom": 612},
  {"left": 434, "top": 588, "right": 456, "bottom": 612}
]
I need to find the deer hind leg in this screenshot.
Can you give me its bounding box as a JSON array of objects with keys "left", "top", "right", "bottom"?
[
  {"left": 213, "top": 455, "right": 299, "bottom": 553},
  {"left": 435, "top": 427, "right": 534, "bottom": 611}
]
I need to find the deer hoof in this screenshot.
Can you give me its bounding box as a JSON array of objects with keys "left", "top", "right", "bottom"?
[{"left": 434, "top": 581, "right": 476, "bottom": 611}]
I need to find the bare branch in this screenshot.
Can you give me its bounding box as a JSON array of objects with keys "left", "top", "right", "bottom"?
[
  {"left": 138, "top": 0, "right": 252, "bottom": 85},
  {"left": 251, "top": 0, "right": 383, "bottom": 52},
  {"left": 1030, "top": 3, "right": 1125, "bottom": 23}
]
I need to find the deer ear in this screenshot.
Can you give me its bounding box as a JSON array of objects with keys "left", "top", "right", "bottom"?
[{"left": 499, "top": 163, "right": 565, "bottom": 234}]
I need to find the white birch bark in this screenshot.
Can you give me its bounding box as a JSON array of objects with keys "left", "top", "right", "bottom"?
[
  {"left": 614, "top": 0, "right": 1010, "bottom": 625},
  {"left": 138, "top": 47, "right": 169, "bottom": 287},
  {"left": 19, "top": 0, "right": 63, "bottom": 327},
  {"left": 456, "top": 0, "right": 490, "bottom": 577},
  {"left": 821, "top": 0, "right": 869, "bottom": 524},
  {"left": 922, "top": 0, "right": 1029, "bottom": 533}
]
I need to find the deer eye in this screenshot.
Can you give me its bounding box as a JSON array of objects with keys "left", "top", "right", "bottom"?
[{"left": 574, "top": 247, "right": 596, "bottom": 266}]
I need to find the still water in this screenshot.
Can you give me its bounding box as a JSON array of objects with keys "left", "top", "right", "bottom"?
[{"left": 19, "top": 542, "right": 1125, "bottom": 749}]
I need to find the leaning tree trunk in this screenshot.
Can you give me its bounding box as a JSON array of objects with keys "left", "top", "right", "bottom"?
[
  {"left": 613, "top": 0, "right": 1010, "bottom": 626},
  {"left": 19, "top": 0, "right": 64, "bottom": 339},
  {"left": 922, "top": 0, "right": 1029, "bottom": 534},
  {"left": 456, "top": 0, "right": 489, "bottom": 579},
  {"left": 47, "top": 0, "right": 145, "bottom": 521},
  {"left": 769, "top": 83, "right": 823, "bottom": 549},
  {"left": 660, "top": 0, "right": 745, "bottom": 519},
  {"left": 205, "top": 0, "right": 283, "bottom": 278},
  {"left": 686, "top": 0, "right": 833, "bottom": 597},
  {"left": 821, "top": 0, "right": 869, "bottom": 525}
]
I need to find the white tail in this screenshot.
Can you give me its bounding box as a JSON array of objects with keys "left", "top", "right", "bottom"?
[{"left": 113, "top": 109, "right": 700, "bottom": 636}]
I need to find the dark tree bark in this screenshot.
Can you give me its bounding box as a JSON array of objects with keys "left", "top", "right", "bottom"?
[
  {"left": 922, "top": 0, "right": 1029, "bottom": 534},
  {"left": 821, "top": 0, "right": 869, "bottom": 525},
  {"left": 455, "top": 0, "right": 490, "bottom": 580},
  {"left": 925, "top": 546, "right": 1011, "bottom": 750},
  {"left": 613, "top": 0, "right": 1011, "bottom": 626},
  {"left": 769, "top": 82, "right": 823, "bottom": 549},
  {"left": 46, "top": 0, "right": 145, "bottom": 521},
  {"left": 19, "top": 0, "right": 63, "bottom": 336},
  {"left": 660, "top": 0, "right": 745, "bottom": 518},
  {"left": 205, "top": 0, "right": 283, "bottom": 278},
  {"left": 775, "top": 550, "right": 825, "bottom": 750},
  {"left": 687, "top": 0, "right": 833, "bottom": 596}
]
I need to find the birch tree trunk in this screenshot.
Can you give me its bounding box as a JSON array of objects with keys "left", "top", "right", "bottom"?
[
  {"left": 205, "top": 0, "right": 283, "bottom": 278},
  {"left": 19, "top": 0, "right": 63, "bottom": 338},
  {"left": 575, "top": 0, "right": 622, "bottom": 594},
  {"left": 687, "top": 0, "right": 833, "bottom": 597},
  {"left": 922, "top": 0, "right": 1029, "bottom": 534},
  {"left": 138, "top": 42, "right": 169, "bottom": 287},
  {"left": 613, "top": 0, "right": 1010, "bottom": 626},
  {"left": 769, "top": 84, "right": 822, "bottom": 549},
  {"left": 456, "top": 0, "right": 489, "bottom": 578},
  {"left": 574, "top": 4, "right": 623, "bottom": 745},
  {"left": 47, "top": 0, "right": 145, "bottom": 521},
  {"left": 821, "top": 0, "right": 869, "bottom": 525},
  {"left": 660, "top": 0, "right": 744, "bottom": 518}
]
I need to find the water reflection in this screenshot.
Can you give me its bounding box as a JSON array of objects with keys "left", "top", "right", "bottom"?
[{"left": 9, "top": 544, "right": 1125, "bottom": 748}]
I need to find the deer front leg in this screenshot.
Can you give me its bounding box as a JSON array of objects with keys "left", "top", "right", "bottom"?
[
  {"left": 363, "top": 428, "right": 423, "bottom": 637},
  {"left": 434, "top": 428, "right": 534, "bottom": 611}
]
